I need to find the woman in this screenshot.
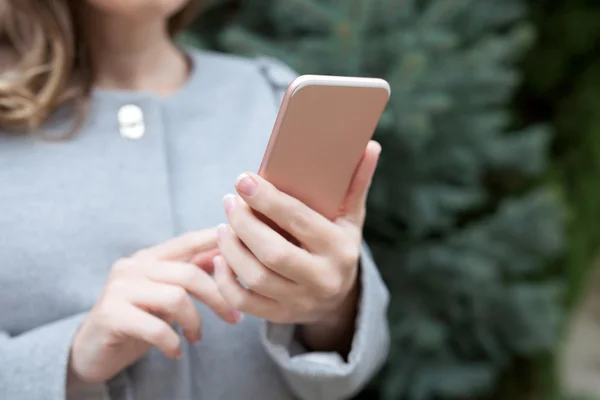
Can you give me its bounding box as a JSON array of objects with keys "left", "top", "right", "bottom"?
[{"left": 0, "top": 1, "right": 390, "bottom": 399}]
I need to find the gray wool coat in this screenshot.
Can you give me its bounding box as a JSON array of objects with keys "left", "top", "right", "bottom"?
[{"left": 0, "top": 49, "right": 390, "bottom": 400}]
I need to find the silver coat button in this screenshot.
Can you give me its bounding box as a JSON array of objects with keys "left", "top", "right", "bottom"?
[{"left": 118, "top": 104, "right": 145, "bottom": 140}]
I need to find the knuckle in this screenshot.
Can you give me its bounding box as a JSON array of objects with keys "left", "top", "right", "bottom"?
[
  {"left": 166, "top": 287, "right": 188, "bottom": 310},
  {"left": 95, "top": 301, "right": 117, "bottom": 326},
  {"left": 112, "top": 258, "right": 135, "bottom": 275},
  {"left": 147, "top": 324, "right": 173, "bottom": 346},
  {"left": 94, "top": 300, "right": 126, "bottom": 333},
  {"left": 132, "top": 248, "right": 152, "bottom": 260},
  {"left": 177, "top": 263, "right": 199, "bottom": 284},
  {"left": 106, "top": 279, "right": 128, "bottom": 297},
  {"left": 338, "top": 245, "right": 360, "bottom": 267},
  {"left": 262, "top": 249, "right": 288, "bottom": 267},
  {"left": 288, "top": 209, "right": 309, "bottom": 233},
  {"left": 318, "top": 276, "right": 344, "bottom": 300},
  {"left": 244, "top": 268, "right": 269, "bottom": 290}
]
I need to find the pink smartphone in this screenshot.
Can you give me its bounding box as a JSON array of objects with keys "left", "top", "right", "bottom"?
[{"left": 258, "top": 75, "right": 391, "bottom": 220}]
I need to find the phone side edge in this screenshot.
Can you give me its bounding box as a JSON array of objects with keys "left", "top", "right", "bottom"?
[{"left": 258, "top": 75, "right": 304, "bottom": 176}]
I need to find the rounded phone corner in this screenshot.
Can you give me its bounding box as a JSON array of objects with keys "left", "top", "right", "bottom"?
[
  {"left": 288, "top": 75, "right": 320, "bottom": 97},
  {"left": 381, "top": 80, "right": 392, "bottom": 98},
  {"left": 366, "top": 78, "right": 391, "bottom": 99}
]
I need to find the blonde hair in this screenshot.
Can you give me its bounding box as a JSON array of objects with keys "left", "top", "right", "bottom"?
[{"left": 0, "top": 0, "right": 201, "bottom": 135}]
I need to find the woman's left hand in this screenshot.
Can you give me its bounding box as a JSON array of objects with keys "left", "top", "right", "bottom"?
[{"left": 214, "top": 141, "right": 381, "bottom": 352}]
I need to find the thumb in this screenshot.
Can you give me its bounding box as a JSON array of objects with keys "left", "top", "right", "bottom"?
[{"left": 337, "top": 140, "right": 381, "bottom": 227}]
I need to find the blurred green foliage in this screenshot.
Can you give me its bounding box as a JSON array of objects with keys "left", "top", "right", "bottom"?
[
  {"left": 181, "top": 0, "right": 592, "bottom": 398},
  {"left": 516, "top": 0, "right": 600, "bottom": 308}
]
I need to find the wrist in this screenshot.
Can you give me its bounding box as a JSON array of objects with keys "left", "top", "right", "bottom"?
[
  {"left": 298, "top": 280, "right": 360, "bottom": 356},
  {"left": 317, "top": 281, "right": 359, "bottom": 328}
]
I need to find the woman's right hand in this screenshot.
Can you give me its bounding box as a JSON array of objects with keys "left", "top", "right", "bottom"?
[{"left": 67, "top": 229, "right": 242, "bottom": 388}]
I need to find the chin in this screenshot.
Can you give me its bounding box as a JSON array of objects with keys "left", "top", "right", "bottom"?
[{"left": 86, "top": 0, "right": 189, "bottom": 21}]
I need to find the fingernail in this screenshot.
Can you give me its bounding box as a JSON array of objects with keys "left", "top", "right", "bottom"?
[
  {"left": 373, "top": 141, "right": 382, "bottom": 155},
  {"left": 223, "top": 194, "right": 236, "bottom": 214},
  {"left": 197, "top": 329, "right": 203, "bottom": 343},
  {"left": 231, "top": 310, "right": 244, "bottom": 324},
  {"left": 236, "top": 173, "right": 257, "bottom": 196},
  {"left": 213, "top": 255, "right": 223, "bottom": 271},
  {"left": 174, "top": 347, "right": 182, "bottom": 359},
  {"left": 217, "top": 224, "right": 228, "bottom": 241}
]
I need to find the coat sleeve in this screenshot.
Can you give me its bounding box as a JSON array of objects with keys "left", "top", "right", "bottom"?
[
  {"left": 260, "top": 243, "right": 391, "bottom": 400},
  {"left": 0, "top": 313, "right": 87, "bottom": 399}
]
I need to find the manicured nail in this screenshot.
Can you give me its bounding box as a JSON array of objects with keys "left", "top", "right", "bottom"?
[
  {"left": 236, "top": 173, "right": 257, "bottom": 196},
  {"left": 217, "top": 225, "right": 229, "bottom": 241},
  {"left": 372, "top": 141, "right": 382, "bottom": 155},
  {"left": 223, "top": 194, "right": 236, "bottom": 214},
  {"left": 231, "top": 310, "right": 244, "bottom": 324},
  {"left": 213, "top": 255, "right": 223, "bottom": 271}
]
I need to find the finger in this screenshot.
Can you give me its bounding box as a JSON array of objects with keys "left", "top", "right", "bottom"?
[
  {"left": 134, "top": 228, "right": 219, "bottom": 262},
  {"left": 222, "top": 198, "right": 316, "bottom": 283},
  {"left": 213, "top": 255, "right": 282, "bottom": 321},
  {"left": 189, "top": 247, "right": 221, "bottom": 274},
  {"left": 144, "top": 261, "right": 242, "bottom": 324},
  {"left": 112, "top": 302, "right": 181, "bottom": 359},
  {"left": 337, "top": 140, "right": 381, "bottom": 227},
  {"left": 231, "top": 173, "right": 338, "bottom": 253},
  {"left": 217, "top": 224, "right": 296, "bottom": 299},
  {"left": 126, "top": 281, "right": 202, "bottom": 343}
]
